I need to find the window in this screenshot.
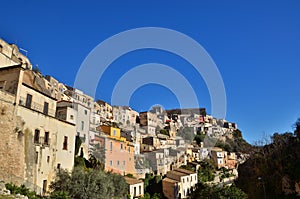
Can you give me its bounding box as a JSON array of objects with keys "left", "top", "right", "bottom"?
[
  {"left": 110, "top": 142, "right": 112, "bottom": 151},
  {"left": 128, "top": 146, "right": 130, "bottom": 153},
  {"left": 123, "top": 161, "right": 125, "bottom": 166},
  {"left": 43, "top": 102, "right": 49, "bottom": 115},
  {"left": 42, "top": 180, "right": 47, "bottom": 196},
  {"left": 47, "top": 156, "right": 50, "bottom": 163},
  {"left": 113, "top": 130, "right": 116, "bottom": 136},
  {"left": 110, "top": 160, "right": 113, "bottom": 166},
  {"left": 134, "top": 187, "right": 136, "bottom": 196},
  {"left": 35, "top": 151, "right": 38, "bottom": 164},
  {"left": 63, "top": 136, "right": 68, "bottom": 150},
  {"left": 44, "top": 132, "right": 49, "bottom": 145},
  {"left": 81, "top": 121, "right": 84, "bottom": 131},
  {"left": 57, "top": 164, "right": 61, "bottom": 169},
  {"left": 34, "top": 129, "right": 40, "bottom": 144},
  {"left": 25, "top": 94, "right": 32, "bottom": 108},
  {"left": 139, "top": 186, "right": 142, "bottom": 195},
  {"left": 70, "top": 115, "right": 74, "bottom": 120},
  {"left": 183, "top": 178, "right": 185, "bottom": 183},
  {"left": 117, "top": 160, "right": 120, "bottom": 166},
  {"left": 84, "top": 110, "right": 87, "bottom": 115},
  {"left": 120, "top": 144, "right": 123, "bottom": 150}
]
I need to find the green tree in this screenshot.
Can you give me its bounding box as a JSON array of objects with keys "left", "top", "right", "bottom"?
[
  {"left": 159, "top": 129, "right": 169, "bottom": 136},
  {"left": 194, "top": 134, "right": 205, "bottom": 145},
  {"left": 294, "top": 118, "right": 300, "bottom": 138},
  {"left": 191, "top": 183, "right": 247, "bottom": 199},
  {"left": 50, "top": 167, "right": 128, "bottom": 199},
  {"left": 197, "top": 160, "right": 215, "bottom": 182}
]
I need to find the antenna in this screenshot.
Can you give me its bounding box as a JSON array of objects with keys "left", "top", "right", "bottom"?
[{"left": 19, "top": 48, "right": 28, "bottom": 57}]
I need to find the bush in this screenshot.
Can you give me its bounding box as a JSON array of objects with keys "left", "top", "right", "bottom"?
[{"left": 5, "top": 183, "right": 42, "bottom": 199}]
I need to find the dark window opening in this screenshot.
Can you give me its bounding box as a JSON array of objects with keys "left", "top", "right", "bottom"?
[
  {"left": 42, "top": 180, "right": 47, "bottom": 196},
  {"left": 25, "top": 94, "right": 32, "bottom": 108},
  {"left": 44, "top": 132, "right": 49, "bottom": 145},
  {"left": 43, "top": 102, "right": 49, "bottom": 115},
  {"left": 34, "top": 129, "right": 40, "bottom": 144},
  {"left": 63, "top": 136, "right": 68, "bottom": 150}
]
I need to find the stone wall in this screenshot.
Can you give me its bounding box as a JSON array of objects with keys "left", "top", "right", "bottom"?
[{"left": 0, "top": 90, "right": 25, "bottom": 185}]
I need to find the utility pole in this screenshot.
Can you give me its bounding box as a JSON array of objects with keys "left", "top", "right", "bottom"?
[{"left": 258, "top": 177, "right": 267, "bottom": 199}]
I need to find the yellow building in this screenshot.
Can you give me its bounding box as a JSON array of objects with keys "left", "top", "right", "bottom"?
[{"left": 99, "top": 125, "right": 126, "bottom": 142}]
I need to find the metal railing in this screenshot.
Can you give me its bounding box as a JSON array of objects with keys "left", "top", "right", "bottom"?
[
  {"left": 19, "top": 96, "right": 56, "bottom": 117},
  {"left": 33, "top": 136, "right": 51, "bottom": 146}
]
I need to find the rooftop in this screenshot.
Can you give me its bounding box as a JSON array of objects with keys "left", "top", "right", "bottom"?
[
  {"left": 124, "top": 177, "right": 143, "bottom": 185},
  {"left": 174, "top": 168, "right": 196, "bottom": 175}
]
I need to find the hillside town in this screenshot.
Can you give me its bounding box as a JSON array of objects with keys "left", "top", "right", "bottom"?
[{"left": 0, "top": 38, "right": 249, "bottom": 198}]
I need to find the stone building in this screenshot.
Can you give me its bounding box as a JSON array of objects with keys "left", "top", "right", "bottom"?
[
  {"left": 0, "top": 64, "right": 76, "bottom": 195},
  {"left": 113, "top": 106, "right": 138, "bottom": 127},
  {"left": 139, "top": 111, "right": 158, "bottom": 135},
  {"left": 163, "top": 168, "right": 197, "bottom": 199},
  {"left": 124, "top": 177, "right": 144, "bottom": 199},
  {"left": 44, "top": 75, "right": 70, "bottom": 101},
  {"left": 0, "top": 39, "right": 31, "bottom": 69},
  {"left": 97, "top": 100, "right": 113, "bottom": 122}
]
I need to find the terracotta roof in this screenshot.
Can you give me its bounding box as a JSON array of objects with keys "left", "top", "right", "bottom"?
[
  {"left": 174, "top": 168, "right": 196, "bottom": 175},
  {"left": 124, "top": 177, "right": 143, "bottom": 185},
  {"left": 167, "top": 170, "right": 189, "bottom": 177},
  {"left": 211, "top": 147, "right": 223, "bottom": 152},
  {"left": 163, "top": 177, "right": 179, "bottom": 183}
]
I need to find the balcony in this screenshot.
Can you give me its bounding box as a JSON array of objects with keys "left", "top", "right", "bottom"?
[
  {"left": 19, "top": 96, "right": 56, "bottom": 117},
  {"left": 34, "top": 136, "right": 51, "bottom": 147}
]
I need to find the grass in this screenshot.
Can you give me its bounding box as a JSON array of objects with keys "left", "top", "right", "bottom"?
[{"left": 0, "top": 195, "right": 15, "bottom": 199}]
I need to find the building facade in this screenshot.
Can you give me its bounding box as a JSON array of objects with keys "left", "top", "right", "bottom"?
[{"left": 0, "top": 64, "right": 75, "bottom": 195}]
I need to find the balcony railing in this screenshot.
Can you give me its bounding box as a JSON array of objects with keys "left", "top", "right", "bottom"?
[
  {"left": 34, "top": 136, "right": 51, "bottom": 147},
  {"left": 19, "top": 96, "right": 56, "bottom": 117}
]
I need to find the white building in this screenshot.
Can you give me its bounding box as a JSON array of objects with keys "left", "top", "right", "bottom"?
[{"left": 124, "top": 177, "right": 144, "bottom": 199}]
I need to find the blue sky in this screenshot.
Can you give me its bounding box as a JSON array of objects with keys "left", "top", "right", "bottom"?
[{"left": 1, "top": 0, "right": 300, "bottom": 143}]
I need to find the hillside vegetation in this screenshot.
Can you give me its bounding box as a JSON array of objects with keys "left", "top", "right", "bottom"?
[{"left": 236, "top": 119, "right": 300, "bottom": 198}]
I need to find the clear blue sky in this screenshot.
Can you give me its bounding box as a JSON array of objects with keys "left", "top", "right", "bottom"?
[{"left": 1, "top": 0, "right": 300, "bottom": 143}]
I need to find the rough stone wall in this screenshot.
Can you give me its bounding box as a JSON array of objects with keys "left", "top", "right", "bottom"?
[{"left": 0, "top": 90, "right": 25, "bottom": 185}]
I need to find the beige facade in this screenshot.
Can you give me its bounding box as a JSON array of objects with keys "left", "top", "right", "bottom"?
[
  {"left": 44, "top": 75, "right": 70, "bottom": 101},
  {"left": 97, "top": 100, "right": 113, "bottom": 121},
  {"left": 113, "top": 106, "right": 138, "bottom": 127},
  {"left": 210, "top": 147, "right": 225, "bottom": 169},
  {"left": 139, "top": 112, "right": 158, "bottom": 135},
  {"left": 124, "top": 177, "right": 144, "bottom": 199},
  {"left": 0, "top": 65, "right": 75, "bottom": 195},
  {"left": 163, "top": 169, "right": 197, "bottom": 199},
  {"left": 0, "top": 39, "right": 32, "bottom": 69}
]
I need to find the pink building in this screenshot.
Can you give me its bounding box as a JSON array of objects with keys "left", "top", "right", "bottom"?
[{"left": 95, "top": 134, "right": 136, "bottom": 176}]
